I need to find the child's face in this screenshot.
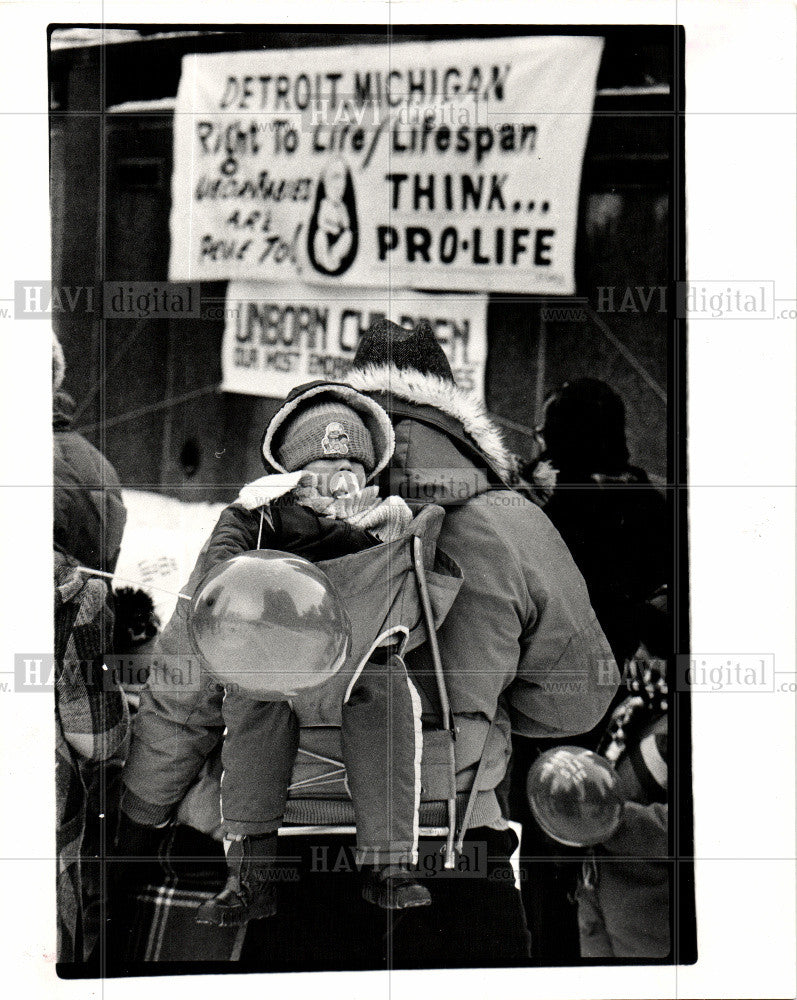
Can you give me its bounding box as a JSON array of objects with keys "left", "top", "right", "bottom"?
[{"left": 302, "top": 458, "right": 367, "bottom": 495}]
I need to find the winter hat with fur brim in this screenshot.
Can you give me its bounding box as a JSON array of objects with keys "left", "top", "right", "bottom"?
[
  {"left": 352, "top": 318, "right": 454, "bottom": 382},
  {"left": 276, "top": 401, "right": 375, "bottom": 473},
  {"left": 262, "top": 383, "right": 395, "bottom": 483}
]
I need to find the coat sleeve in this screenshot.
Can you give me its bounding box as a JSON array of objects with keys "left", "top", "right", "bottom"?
[
  {"left": 507, "top": 512, "right": 621, "bottom": 739},
  {"left": 203, "top": 504, "right": 269, "bottom": 568},
  {"left": 121, "top": 506, "right": 264, "bottom": 823},
  {"left": 122, "top": 572, "right": 223, "bottom": 822}
]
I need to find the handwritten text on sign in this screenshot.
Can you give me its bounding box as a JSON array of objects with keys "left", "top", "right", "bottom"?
[
  {"left": 169, "top": 36, "right": 603, "bottom": 293},
  {"left": 221, "top": 283, "right": 488, "bottom": 399}
]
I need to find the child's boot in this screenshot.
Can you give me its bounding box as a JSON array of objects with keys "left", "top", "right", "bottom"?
[
  {"left": 362, "top": 863, "right": 432, "bottom": 910},
  {"left": 195, "top": 833, "right": 278, "bottom": 926}
]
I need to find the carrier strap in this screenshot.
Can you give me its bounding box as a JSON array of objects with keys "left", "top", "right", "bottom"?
[
  {"left": 412, "top": 536, "right": 457, "bottom": 868},
  {"left": 455, "top": 717, "right": 502, "bottom": 855}
]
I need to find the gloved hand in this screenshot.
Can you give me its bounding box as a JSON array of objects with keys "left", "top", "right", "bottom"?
[{"left": 325, "top": 484, "right": 381, "bottom": 520}]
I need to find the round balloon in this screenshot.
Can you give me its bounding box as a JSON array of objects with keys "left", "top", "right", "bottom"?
[
  {"left": 188, "top": 550, "right": 351, "bottom": 700},
  {"left": 527, "top": 746, "right": 624, "bottom": 847}
]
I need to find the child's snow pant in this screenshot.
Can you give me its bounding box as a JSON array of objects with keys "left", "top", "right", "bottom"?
[{"left": 220, "top": 649, "right": 422, "bottom": 865}]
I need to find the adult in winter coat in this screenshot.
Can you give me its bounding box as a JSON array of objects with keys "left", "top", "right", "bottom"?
[
  {"left": 53, "top": 334, "right": 127, "bottom": 575},
  {"left": 120, "top": 322, "right": 618, "bottom": 969},
  {"left": 126, "top": 390, "right": 431, "bottom": 924},
  {"left": 347, "top": 321, "right": 619, "bottom": 796},
  {"left": 329, "top": 319, "right": 618, "bottom": 967}
]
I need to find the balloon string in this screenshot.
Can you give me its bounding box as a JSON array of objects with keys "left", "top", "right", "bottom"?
[{"left": 75, "top": 566, "right": 191, "bottom": 601}]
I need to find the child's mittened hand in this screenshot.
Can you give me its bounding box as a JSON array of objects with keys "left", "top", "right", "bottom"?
[
  {"left": 236, "top": 473, "right": 304, "bottom": 510},
  {"left": 350, "top": 495, "right": 414, "bottom": 541},
  {"left": 329, "top": 485, "right": 380, "bottom": 519}
]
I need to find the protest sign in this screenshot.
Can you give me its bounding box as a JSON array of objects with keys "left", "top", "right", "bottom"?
[
  {"left": 221, "top": 282, "right": 488, "bottom": 398},
  {"left": 169, "top": 36, "right": 603, "bottom": 293}
]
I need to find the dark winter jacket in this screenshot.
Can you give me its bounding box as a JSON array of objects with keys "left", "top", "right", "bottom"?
[
  {"left": 53, "top": 391, "right": 127, "bottom": 574},
  {"left": 203, "top": 502, "right": 378, "bottom": 569}
]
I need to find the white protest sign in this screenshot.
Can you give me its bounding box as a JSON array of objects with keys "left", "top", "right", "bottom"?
[
  {"left": 169, "top": 36, "right": 603, "bottom": 293},
  {"left": 221, "top": 283, "right": 488, "bottom": 399}
]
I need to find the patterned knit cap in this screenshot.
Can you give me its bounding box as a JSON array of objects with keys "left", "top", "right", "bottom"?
[{"left": 275, "top": 401, "right": 375, "bottom": 473}]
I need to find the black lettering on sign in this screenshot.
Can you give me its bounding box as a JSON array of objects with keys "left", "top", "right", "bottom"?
[
  {"left": 472, "top": 229, "right": 489, "bottom": 265},
  {"left": 308, "top": 354, "right": 353, "bottom": 380},
  {"left": 243, "top": 303, "right": 329, "bottom": 351},
  {"left": 376, "top": 225, "right": 557, "bottom": 267},
  {"left": 263, "top": 350, "right": 299, "bottom": 372},
  {"left": 386, "top": 173, "right": 514, "bottom": 212},
  {"left": 462, "top": 175, "right": 483, "bottom": 211},
  {"left": 450, "top": 319, "right": 470, "bottom": 364},
  {"left": 534, "top": 229, "right": 555, "bottom": 266},
  {"left": 512, "top": 229, "right": 529, "bottom": 264},
  {"left": 377, "top": 226, "right": 399, "bottom": 261},
  {"left": 440, "top": 227, "right": 457, "bottom": 264},
  {"left": 406, "top": 227, "right": 431, "bottom": 263},
  {"left": 234, "top": 347, "right": 259, "bottom": 367},
  {"left": 413, "top": 175, "right": 435, "bottom": 210},
  {"left": 200, "top": 235, "right": 251, "bottom": 262}
]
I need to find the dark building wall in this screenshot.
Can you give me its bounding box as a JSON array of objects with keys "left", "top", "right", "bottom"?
[{"left": 50, "top": 27, "right": 678, "bottom": 499}]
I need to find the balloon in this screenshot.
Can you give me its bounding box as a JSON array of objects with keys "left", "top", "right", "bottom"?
[
  {"left": 188, "top": 550, "right": 351, "bottom": 700},
  {"left": 527, "top": 746, "right": 624, "bottom": 847}
]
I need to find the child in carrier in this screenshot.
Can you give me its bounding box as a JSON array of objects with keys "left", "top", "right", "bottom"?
[{"left": 190, "top": 387, "right": 430, "bottom": 926}]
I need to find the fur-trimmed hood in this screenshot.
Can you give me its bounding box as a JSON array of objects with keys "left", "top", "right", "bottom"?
[{"left": 346, "top": 364, "right": 518, "bottom": 486}]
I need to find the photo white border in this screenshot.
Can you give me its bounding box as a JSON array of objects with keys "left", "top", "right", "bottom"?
[{"left": 0, "top": 2, "right": 794, "bottom": 998}]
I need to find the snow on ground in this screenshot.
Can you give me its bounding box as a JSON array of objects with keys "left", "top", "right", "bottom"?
[{"left": 113, "top": 489, "right": 226, "bottom": 625}]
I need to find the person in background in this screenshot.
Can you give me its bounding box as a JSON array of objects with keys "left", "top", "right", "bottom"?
[
  {"left": 55, "top": 551, "right": 129, "bottom": 965},
  {"left": 53, "top": 332, "right": 127, "bottom": 575},
  {"left": 512, "top": 376, "right": 669, "bottom": 961},
  {"left": 52, "top": 331, "right": 129, "bottom": 966},
  {"left": 576, "top": 649, "right": 669, "bottom": 958},
  {"left": 522, "top": 377, "right": 668, "bottom": 667}
]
